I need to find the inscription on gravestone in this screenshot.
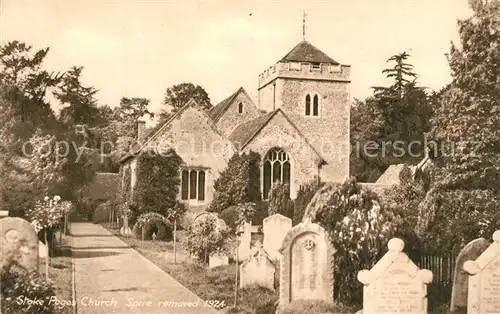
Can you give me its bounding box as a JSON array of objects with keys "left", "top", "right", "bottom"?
[
  {"left": 358, "top": 238, "right": 433, "bottom": 314},
  {"left": 0, "top": 217, "right": 39, "bottom": 270},
  {"left": 463, "top": 230, "right": 500, "bottom": 314}
]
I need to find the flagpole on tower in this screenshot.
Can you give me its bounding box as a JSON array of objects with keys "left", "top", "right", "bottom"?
[{"left": 302, "top": 11, "right": 307, "bottom": 40}]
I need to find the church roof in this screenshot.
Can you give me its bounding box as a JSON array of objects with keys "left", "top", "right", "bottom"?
[
  {"left": 208, "top": 87, "right": 243, "bottom": 122},
  {"left": 228, "top": 109, "right": 325, "bottom": 163},
  {"left": 280, "top": 40, "right": 339, "bottom": 64}
]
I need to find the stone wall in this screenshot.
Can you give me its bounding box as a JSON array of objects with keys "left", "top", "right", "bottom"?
[{"left": 215, "top": 90, "right": 261, "bottom": 138}]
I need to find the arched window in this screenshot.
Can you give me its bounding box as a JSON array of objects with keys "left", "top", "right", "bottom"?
[
  {"left": 305, "top": 94, "right": 311, "bottom": 116},
  {"left": 313, "top": 94, "right": 319, "bottom": 116},
  {"left": 238, "top": 102, "right": 243, "bottom": 114},
  {"left": 263, "top": 148, "right": 291, "bottom": 199}
]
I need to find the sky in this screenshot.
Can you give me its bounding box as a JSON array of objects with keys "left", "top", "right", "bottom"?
[{"left": 1, "top": 0, "right": 473, "bottom": 125}]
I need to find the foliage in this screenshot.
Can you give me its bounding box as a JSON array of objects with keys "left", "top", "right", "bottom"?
[
  {"left": 135, "top": 212, "right": 170, "bottom": 229},
  {"left": 314, "top": 177, "right": 418, "bottom": 306},
  {"left": 161, "top": 82, "right": 211, "bottom": 119},
  {"left": 267, "top": 182, "right": 293, "bottom": 219},
  {"left": 165, "top": 201, "right": 187, "bottom": 223},
  {"left": 208, "top": 151, "right": 261, "bottom": 213},
  {"left": 133, "top": 212, "right": 173, "bottom": 241},
  {"left": 54, "top": 66, "right": 100, "bottom": 127},
  {"left": 417, "top": 0, "right": 500, "bottom": 255},
  {"left": 1, "top": 256, "right": 56, "bottom": 314},
  {"left": 92, "top": 200, "right": 116, "bottom": 224},
  {"left": 218, "top": 206, "right": 239, "bottom": 232},
  {"left": 292, "top": 179, "right": 324, "bottom": 226},
  {"left": 133, "top": 149, "right": 183, "bottom": 217},
  {"left": 182, "top": 214, "right": 232, "bottom": 263},
  {"left": 116, "top": 97, "right": 154, "bottom": 120},
  {"left": 350, "top": 51, "right": 433, "bottom": 182},
  {"left": 25, "top": 195, "right": 71, "bottom": 232},
  {"left": 251, "top": 201, "right": 269, "bottom": 226}
]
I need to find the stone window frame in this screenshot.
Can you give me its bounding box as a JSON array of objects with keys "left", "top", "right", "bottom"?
[
  {"left": 180, "top": 167, "right": 208, "bottom": 204},
  {"left": 304, "top": 92, "right": 321, "bottom": 118},
  {"left": 238, "top": 102, "right": 244, "bottom": 114},
  {"left": 261, "top": 147, "right": 294, "bottom": 200}
]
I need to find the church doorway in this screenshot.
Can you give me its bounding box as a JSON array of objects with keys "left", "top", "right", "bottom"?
[{"left": 262, "top": 147, "right": 292, "bottom": 199}]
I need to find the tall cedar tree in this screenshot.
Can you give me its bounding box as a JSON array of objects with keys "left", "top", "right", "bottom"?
[{"left": 417, "top": 0, "right": 500, "bottom": 254}]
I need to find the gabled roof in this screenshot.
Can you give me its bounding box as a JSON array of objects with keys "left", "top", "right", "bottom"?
[
  {"left": 208, "top": 87, "right": 257, "bottom": 123},
  {"left": 228, "top": 108, "right": 325, "bottom": 163},
  {"left": 280, "top": 40, "right": 339, "bottom": 65},
  {"left": 120, "top": 98, "right": 222, "bottom": 163}
]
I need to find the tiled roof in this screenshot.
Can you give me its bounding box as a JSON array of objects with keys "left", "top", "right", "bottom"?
[
  {"left": 280, "top": 40, "right": 339, "bottom": 64},
  {"left": 228, "top": 110, "right": 276, "bottom": 147},
  {"left": 208, "top": 87, "right": 243, "bottom": 122},
  {"left": 82, "top": 172, "right": 119, "bottom": 201}
]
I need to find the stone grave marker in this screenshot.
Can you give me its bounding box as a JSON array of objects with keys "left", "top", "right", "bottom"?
[
  {"left": 357, "top": 238, "right": 433, "bottom": 314},
  {"left": 237, "top": 222, "right": 251, "bottom": 262},
  {"left": 278, "top": 218, "right": 335, "bottom": 308},
  {"left": 209, "top": 253, "right": 229, "bottom": 269},
  {"left": 263, "top": 214, "right": 292, "bottom": 261},
  {"left": 239, "top": 240, "right": 276, "bottom": 290},
  {"left": 38, "top": 241, "right": 47, "bottom": 258},
  {"left": 450, "top": 237, "right": 491, "bottom": 312},
  {"left": 463, "top": 230, "right": 500, "bottom": 314},
  {"left": 0, "top": 217, "right": 39, "bottom": 270}
]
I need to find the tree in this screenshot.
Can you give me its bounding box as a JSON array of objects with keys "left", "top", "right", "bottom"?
[
  {"left": 267, "top": 182, "right": 293, "bottom": 219},
  {"left": 54, "top": 66, "right": 100, "bottom": 127},
  {"left": 166, "top": 202, "right": 187, "bottom": 264},
  {"left": 417, "top": 0, "right": 500, "bottom": 254},
  {"left": 161, "top": 83, "right": 211, "bottom": 119},
  {"left": 116, "top": 97, "right": 154, "bottom": 121},
  {"left": 208, "top": 152, "right": 261, "bottom": 213}
]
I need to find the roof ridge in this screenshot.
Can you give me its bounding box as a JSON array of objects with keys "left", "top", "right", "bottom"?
[{"left": 211, "top": 87, "right": 245, "bottom": 122}]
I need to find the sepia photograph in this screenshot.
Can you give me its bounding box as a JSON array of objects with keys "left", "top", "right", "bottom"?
[{"left": 0, "top": 0, "right": 499, "bottom": 313}]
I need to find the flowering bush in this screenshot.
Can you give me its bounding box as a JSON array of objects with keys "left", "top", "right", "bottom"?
[
  {"left": 1, "top": 256, "right": 56, "bottom": 314},
  {"left": 25, "top": 195, "right": 72, "bottom": 232},
  {"left": 133, "top": 212, "right": 173, "bottom": 241},
  {"left": 314, "top": 178, "right": 418, "bottom": 306},
  {"left": 182, "top": 213, "right": 232, "bottom": 263},
  {"left": 92, "top": 200, "right": 117, "bottom": 224}
]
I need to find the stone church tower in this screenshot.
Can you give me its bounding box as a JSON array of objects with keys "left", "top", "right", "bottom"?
[{"left": 257, "top": 40, "right": 351, "bottom": 182}]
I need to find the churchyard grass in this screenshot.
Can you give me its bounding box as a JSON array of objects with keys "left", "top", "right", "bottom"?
[
  {"left": 46, "top": 231, "right": 74, "bottom": 314},
  {"left": 102, "top": 223, "right": 278, "bottom": 313}
]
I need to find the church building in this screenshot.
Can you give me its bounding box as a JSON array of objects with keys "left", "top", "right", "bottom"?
[{"left": 120, "top": 39, "right": 351, "bottom": 212}]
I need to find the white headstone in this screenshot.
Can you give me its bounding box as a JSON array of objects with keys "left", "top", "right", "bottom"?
[
  {"left": 263, "top": 214, "right": 292, "bottom": 261},
  {"left": 357, "top": 238, "right": 433, "bottom": 314},
  {"left": 209, "top": 253, "right": 229, "bottom": 269},
  {"left": 463, "top": 230, "right": 500, "bottom": 314},
  {"left": 38, "top": 241, "right": 47, "bottom": 258},
  {"left": 240, "top": 241, "right": 275, "bottom": 290}
]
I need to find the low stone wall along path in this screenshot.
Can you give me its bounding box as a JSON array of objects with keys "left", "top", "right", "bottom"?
[{"left": 71, "top": 222, "right": 219, "bottom": 313}]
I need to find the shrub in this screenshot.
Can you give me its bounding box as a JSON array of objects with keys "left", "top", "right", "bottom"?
[
  {"left": 92, "top": 200, "right": 116, "bottom": 224},
  {"left": 133, "top": 149, "right": 183, "bottom": 217},
  {"left": 133, "top": 212, "right": 173, "bottom": 241},
  {"left": 218, "top": 206, "right": 239, "bottom": 232},
  {"left": 1, "top": 257, "right": 56, "bottom": 314},
  {"left": 267, "top": 182, "right": 293, "bottom": 219},
  {"left": 251, "top": 201, "right": 269, "bottom": 225},
  {"left": 292, "top": 178, "right": 323, "bottom": 225},
  {"left": 209, "top": 151, "right": 261, "bottom": 213},
  {"left": 182, "top": 213, "right": 232, "bottom": 263},
  {"left": 314, "top": 177, "right": 418, "bottom": 307}
]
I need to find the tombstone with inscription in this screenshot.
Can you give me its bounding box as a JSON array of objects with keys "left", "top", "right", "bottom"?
[
  {"left": 209, "top": 253, "right": 229, "bottom": 269},
  {"left": 240, "top": 241, "right": 276, "bottom": 290},
  {"left": 463, "top": 230, "right": 500, "bottom": 314},
  {"left": 0, "top": 217, "right": 39, "bottom": 270},
  {"left": 263, "top": 214, "right": 292, "bottom": 261},
  {"left": 278, "top": 219, "right": 335, "bottom": 308},
  {"left": 237, "top": 222, "right": 252, "bottom": 262},
  {"left": 357, "top": 238, "right": 433, "bottom": 314},
  {"left": 450, "top": 237, "right": 491, "bottom": 312}
]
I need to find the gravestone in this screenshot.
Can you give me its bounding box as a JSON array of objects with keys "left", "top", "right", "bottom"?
[
  {"left": 238, "top": 222, "right": 251, "bottom": 262},
  {"left": 278, "top": 219, "right": 335, "bottom": 308},
  {"left": 263, "top": 214, "right": 292, "bottom": 261},
  {"left": 357, "top": 238, "right": 433, "bottom": 314},
  {"left": 450, "top": 238, "right": 491, "bottom": 312},
  {"left": 0, "top": 210, "right": 9, "bottom": 218},
  {"left": 240, "top": 241, "right": 276, "bottom": 290},
  {"left": 209, "top": 253, "right": 228, "bottom": 269},
  {"left": 0, "top": 217, "right": 39, "bottom": 270},
  {"left": 463, "top": 230, "right": 500, "bottom": 314}
]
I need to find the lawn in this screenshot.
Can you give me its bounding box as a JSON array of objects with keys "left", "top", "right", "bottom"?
[
  {"left": 101, "top": 223, "right": 278, "bottom": 314},
  {"left": 43, "top": 231, "right": 74, "bottom": 314}
]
